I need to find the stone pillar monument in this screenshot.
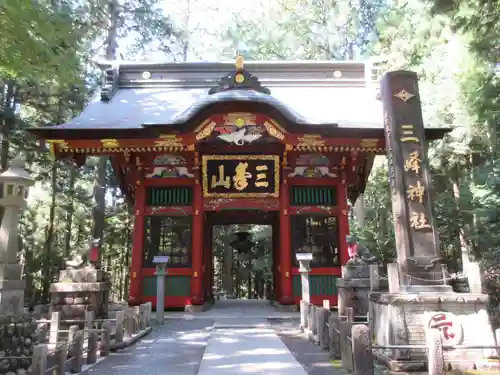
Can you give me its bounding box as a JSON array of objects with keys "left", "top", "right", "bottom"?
[
  {"left": 0, "top": 156, "right": 34, "bottom": 314},
  {"left": 369, "top": 71, "right": 498, "bottom": 372}
]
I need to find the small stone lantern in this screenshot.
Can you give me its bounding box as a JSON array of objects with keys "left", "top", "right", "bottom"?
[
  {"left": 0, "top": 156, "right": 33, "bottom": 207},
  {"left": 0, "top": 156, "right": 34, "bottom": 314}
]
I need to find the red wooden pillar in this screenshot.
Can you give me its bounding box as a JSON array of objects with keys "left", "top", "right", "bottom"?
[
  {"left": 190, "top": 171, "right": 204, "bottom": 305},
  {"left": 202, "top": 222, "right": 213, "bottom": 300},
  {"left": 338, "top": 173, "right": 350, "bottom": 265},
  {"left": 279, "top": 177, "right": 293, "bottom": 304},
  {"left": 128, "top": 179, "right": 145, "bottom": 306}
]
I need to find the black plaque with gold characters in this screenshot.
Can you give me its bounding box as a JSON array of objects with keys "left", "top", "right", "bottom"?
[
  {"left": 381, "top": 71, "right": 442, "bottom": 286},
  {"left": 201, "top": 155, "right": 280, "bottom": 198}
]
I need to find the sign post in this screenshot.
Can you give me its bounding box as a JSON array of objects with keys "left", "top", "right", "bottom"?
[
  {"left": 381, "top": 71, "right": 449, "bottom": 291},
  {"left": 153, "top": 255, "right": 169, "bottom": 325}
]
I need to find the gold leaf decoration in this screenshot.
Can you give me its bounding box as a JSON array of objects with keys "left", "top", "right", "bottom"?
[{"left": 101, "top": 139, "right": 120, "bottom": 148}]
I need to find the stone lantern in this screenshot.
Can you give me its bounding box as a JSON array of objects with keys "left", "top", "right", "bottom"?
[
  {"left": 296, "top": 252, "right": 313, "bottom": 330},
  {"left": 0, "top": 156, "right": 34, "bottom": 314}
]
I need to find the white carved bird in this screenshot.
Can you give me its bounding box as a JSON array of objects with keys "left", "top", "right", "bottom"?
[{"left": 218, "top": 128, "right": 262, "bottom": 145}]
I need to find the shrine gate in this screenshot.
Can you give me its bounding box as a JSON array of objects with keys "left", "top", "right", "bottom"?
[{"left": 28, "top": 58, "right": 448, "bottom": 309}]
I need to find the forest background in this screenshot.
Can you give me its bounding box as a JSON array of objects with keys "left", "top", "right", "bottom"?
[{"left": 2, "top": 0, "right": 500, "bottom": 307}]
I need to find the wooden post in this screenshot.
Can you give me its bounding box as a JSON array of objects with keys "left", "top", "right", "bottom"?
[
  {"left": 369, "top": 264, "right": 379, "bottom": 291},
  {"left": 468, "top": 262, "right": 482, "bottom": 294},
  {"left": 87, "top": 330, "right": 98, "bottom": 364},
  {"left": 329, "top": 314, "right": 340, "bottom": 359},
  {"left": 133, "top": 306, "right": 140, "bottom": 334},
  {"left": 68, "top": 325, "right": 78, "bottom": 347},
  {"left": 139, "top": 303, "right": 146, "bottom": 330},
  {"left": 124, "top": 308, "right": 133, "bottom": 338},
  {"left": 190, "top": 167, "right": 204, "bottom": 304},
  {"left": 49, "top": 311, "right": 60, "bottom": 344},
  {"left": 311, "top": 305, "right": 318, "bottom": 336},
  {"left": 279, "top": 176, "right": 292, "bottom": 303},
  {"left": 115, "top": 310, "right": 125, "bottom": 344},
  {"left": 387, "top": 263, "right": 400, "bottom": 293},
  {"left": 351, "top": 324, "right": 373, "bottom": 375},
  {"left": 318, "top": 307, "right": 330, "bottom": 350},
  {"left": 129, "top": 177, "right": 145, "bottom": 305},
  {"left": 337, "top": 179, "right": 350, "bottom": 265},
  {"left": 84, "top": 310, "right": 94, "bottom": 331},
  {"left": 32, "top": 344, "right": 48, "bottom": 375},
  {"left": 55, "top": 343, "right": 67, "bottom": 375},
  {"left": 145, "top": 302, "right": 152, "bottom": 326},
  {"left": 70, "top": 331, "right": 84, "bottom": 374},
  {"left": 337, "top": 289, "right": 345, "bottom": 316},
  {"left": 100, "top": 321, "right": 112, "bottom": 357},
  {"left": 340, "top": 308, "right": 354, "bottom": 372}
]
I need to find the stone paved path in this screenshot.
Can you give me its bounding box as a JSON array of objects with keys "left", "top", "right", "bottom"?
[
  {"left": 270, "top": 318, "right": 345, "bottom": 375},
  {"left": 82, "top": 301, "right": 337, "bottom": 375},
  {"left": 83, "top": 319, "right": 213, "bottom": 375},
  {"left": 198, "top": 317, "right": 308, "bottom": 375}
]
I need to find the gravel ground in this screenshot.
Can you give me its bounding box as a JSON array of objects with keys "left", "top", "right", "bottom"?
[
  {"left": 82, "top": 319, "right": 213, "bottom": 375},
  {"left": 269, "top": 318, "right": 346, "bottom": 375}
]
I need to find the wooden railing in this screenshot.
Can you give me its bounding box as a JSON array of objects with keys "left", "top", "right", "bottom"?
[{"left": 29, "top": 302, "right": 152, "bottom": 375}]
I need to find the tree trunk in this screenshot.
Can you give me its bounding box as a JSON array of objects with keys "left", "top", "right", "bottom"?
[
  {"left": 450, "top": 165, "right": 474, "bottom": 272},
  {"left": 42, "top": 161, "right": 58, "bottom": 303},
  {"left": 91, "top": 0, "right": 119, "bottom": 266},
  {"left": 123, "top": 209, "right": 132, "bottom": 300},
  {"left": 63, "top": 165, "right": 77, "bottom": 257}
]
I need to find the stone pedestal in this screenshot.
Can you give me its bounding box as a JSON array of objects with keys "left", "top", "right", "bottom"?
[
  {"left": 0, "top": 265, "right": 25, "bottom": 314},
  {"left": 337, "top": 263, "right": 371, "bottom": 317},
  {"left": 370, "top": 262, "right": 498, "bottom": 373},
  {"left": 50, "top": 268, "right": 110, "bottom": 320}
]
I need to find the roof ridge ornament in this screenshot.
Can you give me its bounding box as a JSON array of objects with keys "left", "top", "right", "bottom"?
[{"left": 208, "top": 55, "right": 271, "bottom": 95}]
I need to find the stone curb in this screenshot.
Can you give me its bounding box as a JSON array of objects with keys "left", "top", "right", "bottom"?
[{"left": 110, "top": 326, "right": 153, "bottom": 351}]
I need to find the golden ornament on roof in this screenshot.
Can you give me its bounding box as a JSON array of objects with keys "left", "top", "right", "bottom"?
[{"left": 235, "top": 56, "right": 244, "bottom": 70}]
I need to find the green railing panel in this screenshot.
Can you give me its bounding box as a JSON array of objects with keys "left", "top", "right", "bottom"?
[
  {"left": 292, "top": 275, "right": 337, "bottom": 297},
  {"left": 146, "top": 187, "right": 193, "bottom": 206},
  {"left": 290, "top": 186, "right": 337, "bottom": 206},
  {"left": 142, "top": 275, "right": 191, "bottom": 297}
]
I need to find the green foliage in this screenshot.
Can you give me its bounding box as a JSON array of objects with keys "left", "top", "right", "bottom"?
[{"left": 217, "top": 0, "right": 386, "bottom": 59}]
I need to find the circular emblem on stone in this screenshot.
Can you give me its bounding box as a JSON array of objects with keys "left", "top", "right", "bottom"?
[{"left": 427, "top": 311, "right": 463, "bottom": 347}]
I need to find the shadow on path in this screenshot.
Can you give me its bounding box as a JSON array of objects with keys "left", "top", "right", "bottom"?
[{"left": 269, "top": 318, "right": 346, "bottom": 375}]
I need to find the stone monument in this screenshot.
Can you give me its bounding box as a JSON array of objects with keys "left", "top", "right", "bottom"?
[
  {"left": 0, "top": 156, "right": 34, "bottom": 314},
  {"left": 50, "top": 236, "right": 110, "bottom": 319},
  {"left": 370, "top": 71, "right": 498, "bottom": 372}
]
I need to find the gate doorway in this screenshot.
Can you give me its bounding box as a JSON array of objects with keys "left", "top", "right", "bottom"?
[{"left": 205, "top": 211, "right": 278, "bottom": 301}]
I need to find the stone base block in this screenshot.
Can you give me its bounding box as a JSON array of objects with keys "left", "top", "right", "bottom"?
[
  {"left": 0, "top": 263, "right": 22, "bottom": 281},
  {"left": 271, "top": 300, "right": 299, "bottom": 312},
  {"left": 59, "top": 269, "right": 104, "bottom": 283},
  {"left": 51, "top": 304, "right": 90, "bottom": 319},
  {"left": 0, "top": 288, "right": 24, "bottom": 314},
  {"left": 184, "top": 301, "right": 212, "bottom": 312},
  {"left": 371, "top": 291, "right": 498, "bottom": 372},
  {"left": 49, "top": 282, "right": 110, "bottom": 293}
]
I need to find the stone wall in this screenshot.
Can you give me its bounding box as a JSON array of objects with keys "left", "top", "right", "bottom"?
[{"left": 0, "top": 314, "right": 38, "bottom": 375}]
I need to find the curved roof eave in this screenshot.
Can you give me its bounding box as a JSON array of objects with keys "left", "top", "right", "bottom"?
[{"left": 141, "top": 89, "right": 339, "bottom": 128}]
